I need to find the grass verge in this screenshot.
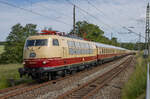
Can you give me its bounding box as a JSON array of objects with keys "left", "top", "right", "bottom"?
[
  {"left": 0, "top": 45, "right": 4, "bottom": 55},
  {"left": 121, "top": 53, "right": 147, "bottom": 99},
  {"left": 0, "top": 64, "right": 32, "bottom": 90}
]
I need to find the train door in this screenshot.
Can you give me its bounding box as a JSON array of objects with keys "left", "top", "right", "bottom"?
[
  {"left": 51, "top": 37, "right": 62, "bottom": 57},
  {"left": 62, "top": 47, "right": 66, "bottom": 58},
  {"left": 61, "top": 39, "right": 67, "bottom": 58}
]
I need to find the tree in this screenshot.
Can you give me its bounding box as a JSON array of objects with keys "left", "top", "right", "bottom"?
[
  {"left": 111, "top": 37, "right": 120, "bottom": 46},
  {"left": 120, "top": 43, "right": 135, "bottom": 50},
  {"left": 70, "top": 21, "right": 121, "bottom": 46},
  {"left": 71, "top": 21, "right": 110, "bottom": 42},
  {"left": 0, "top": 23, "right": 37, "bottom": 63}
]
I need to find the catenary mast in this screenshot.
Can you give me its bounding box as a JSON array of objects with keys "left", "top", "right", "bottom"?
[{"left": 145, "top": 3, "right": 150, "bottom": 55}]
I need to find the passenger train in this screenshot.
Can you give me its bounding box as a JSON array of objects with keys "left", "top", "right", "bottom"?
[{"left": 19, "top": 30, "right": 133, "bottom": 81}]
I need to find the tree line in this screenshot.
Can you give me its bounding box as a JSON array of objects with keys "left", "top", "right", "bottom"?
[{"left": 0, "top": 21, "right": 143, "bottom": 64}]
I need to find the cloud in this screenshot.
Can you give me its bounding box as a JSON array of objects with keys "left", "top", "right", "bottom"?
[{"left": 0, "top": 0, "right": 147, "bottom": 42}]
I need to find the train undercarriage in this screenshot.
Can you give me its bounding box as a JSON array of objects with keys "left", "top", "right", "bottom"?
[{"left": 18, "top": 55, "right": 128, "bottom": 82}]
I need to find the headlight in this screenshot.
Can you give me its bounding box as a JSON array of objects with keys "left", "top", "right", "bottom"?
[
  {"left": 43, "top": 61, "right": 47, "bottom": 64},
  {"left": 22, "top": 62, "right": 25, "bottom": 65}
]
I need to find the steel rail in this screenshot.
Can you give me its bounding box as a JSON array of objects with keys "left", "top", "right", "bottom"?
[
  {"left": 0, "top": 81, "right": 38, "bottom": 97},
  {"left": 83, "top": 58, "right": 132, "bottom": 99},
  {"left": 0, "top": 83, "right": 28, "bottom": 94},
  {"left": 56, "top": 56, "right": 133, "bottom": 99}
]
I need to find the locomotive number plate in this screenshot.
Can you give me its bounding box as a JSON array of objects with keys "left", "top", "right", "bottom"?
[{"left": 29, "top": 61, "right": 37, "bottom": 64}]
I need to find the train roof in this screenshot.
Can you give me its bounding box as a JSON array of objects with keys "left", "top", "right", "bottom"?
[
  {"left": 95, "top": 42, "right": 126, "bottom": 50},
  {"left": 28, "top": 32, "right": 128, "bottom": 51}
]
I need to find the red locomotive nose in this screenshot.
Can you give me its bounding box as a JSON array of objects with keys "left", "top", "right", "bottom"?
[{"left": 24, "top": 59, "right": 50, "bottom": 68}]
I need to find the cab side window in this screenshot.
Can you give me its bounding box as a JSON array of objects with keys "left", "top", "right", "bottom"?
[{"left": 53, "top": 39, "right": 59, "bottom": 46}]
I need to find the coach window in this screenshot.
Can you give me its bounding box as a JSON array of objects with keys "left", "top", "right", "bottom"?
[
  {"left": 71, "top": 41, "right": 75, "bottom": 47},
  {"left": 53, "top": 39, "right": 59, "bottom": 46},
  {"left": 76, "top": 49, "right": 80, "bottom": 54},
  {"left": 69, "top": 48, "right": 74, "bottom": 55},
  {"left": 75, "top": 42, "right": 80, "bottom": 48},
  {"left": 81, "top": 43, "right": 85, "bottom": 48},
  {"left": 87, "top": 44, "right": 90, "bottom": 54},
  {"left": 67, "top": 41, "right": 71, "bottom": 47},
  {"left": 103, "top": 49, "right": 105, "bottom": 54},
  {"left": 80, "top": 43, "right": 83, "bottom": 48}
]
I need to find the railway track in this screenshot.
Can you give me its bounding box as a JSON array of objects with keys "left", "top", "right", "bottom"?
[
  {"left": 0, "top": 75, "right": 73, "bottom": 99},
  {"left": 0, "top": 82, "right": 38, "bottom": 97},
  {"left": 56, "top": 56, "right": 133, "bottom": 99},
  {"left": 0, "top": 56, "right": 132, "bottom": 99},
  {"left": 0, "top": 83, "right": 28, "bottom": 97}
]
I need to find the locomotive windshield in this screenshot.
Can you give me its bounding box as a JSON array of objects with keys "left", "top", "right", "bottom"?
[{"left": 26, "top": 39, "right": 48, "bottom": 47}]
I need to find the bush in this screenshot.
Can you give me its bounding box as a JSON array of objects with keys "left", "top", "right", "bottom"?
[
  {"left": 122, "top": 53, "right": 147, "bottom": 99},
  {"left": 0, "top": 23, "right": 37, "bottom": 64}
]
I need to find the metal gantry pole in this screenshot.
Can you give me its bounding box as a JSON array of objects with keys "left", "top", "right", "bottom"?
[
  {"left": 145, "top": 3, "right": 150, "bottom": 56},
  {"left": 138, "top": 32, "right": 141, "bottom": 51},
  {"left": 146, "top": 63, "right": 150, "bottom": 99},
  {"left": 73, "top": 5, "right": 76, "bottom": 34}
]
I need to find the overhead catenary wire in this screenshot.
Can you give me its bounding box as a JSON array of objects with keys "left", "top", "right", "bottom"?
[
  {"left": 122, "top": 27, "right": 145, "bottom": 39},
  {"left": 86, "top": 0, "right": 106, "bottom": 16},
  {"left": 1, "top": 0, "right": 144, "bottom": 43},
  {"left": 24, "top": 0, "right": 72, "bottom": 19},
  {"left": 85, "top": 0, "right": 122, "bottom": 34},
  {"left": 65, "top": 0, "right": 125, "bottom": 36},
  {"left": 65, "top": 0, "right": 116, "bottom": 31},
  {"left": 86, "top": 0, "right": 145, "bottom": 42},
  {"left": 87, "top": 0, "right": 145, "bottom": 39},
  {"left": 65, "top": 0, "right": 102, "bottom": 22},
  {"left": 0, "top": 0, "right": 72, "bottom": 26},
  {"left": 97, "top": 0, "right": 144, "bottom": 25},
  {"left": 53, "top": 0, "right": 134, "bottom": 38},
  {"left": 76, "top": 9, "right": 89, "bottom": 22},
  {"left": 86, "top": 0, "right": 131, "bottom": 34}
]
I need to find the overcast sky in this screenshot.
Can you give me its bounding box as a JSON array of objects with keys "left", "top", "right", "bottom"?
[{"left": 0, "top": 0, "right": 149, "bottom": 42}]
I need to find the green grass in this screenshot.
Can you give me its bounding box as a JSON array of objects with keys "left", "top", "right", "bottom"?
[
  {"left": 121, "top": 53, "right": 147, "bottom": 99},
  {"left": 0, "top": 64, "right": 32, "bottom": 89},
  {"left": 0, "top": 45, "right": 4, "bottom": 54}
]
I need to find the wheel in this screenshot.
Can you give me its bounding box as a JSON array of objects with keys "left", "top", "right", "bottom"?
[
  {"left": 62, "top": 70, "right": 66, "bottom": 77},
  {"left": 51, "top": 72, "right": 56, "bottom": 80},
  {"left": 70, "top": 70, "right": 76, "bottom": 75},
  {"left": 85, "top": 65, "right": 90, "bottom": 70}
]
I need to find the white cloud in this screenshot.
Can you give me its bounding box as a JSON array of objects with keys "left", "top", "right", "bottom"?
[{"left": 0, "top": 0, "right": 148, "bottom": 42}]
